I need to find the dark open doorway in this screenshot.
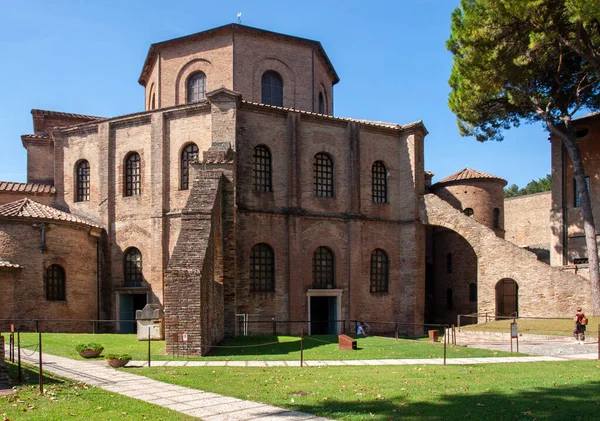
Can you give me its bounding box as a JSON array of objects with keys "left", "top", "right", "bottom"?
[
  {"left": 119, "top": 293, "right": 147, "bottom": 333},
  {"left": 310, "top": 296, "right": 337, "bottom": 334}
]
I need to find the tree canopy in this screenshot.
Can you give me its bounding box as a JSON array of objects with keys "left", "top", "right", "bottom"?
[
  {"left": 504, "top": 174, "right": 552, "bottom": 198},
  {"left": 447, "top": 0, "right": 600, "bottom": 314}
]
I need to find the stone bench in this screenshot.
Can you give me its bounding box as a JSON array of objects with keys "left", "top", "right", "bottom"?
[{"left": 338, "top": 334, "right": 357, "bottom": 350}]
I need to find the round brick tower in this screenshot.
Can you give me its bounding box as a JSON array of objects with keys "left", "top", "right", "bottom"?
[{"left": 429, "top": 168, "right": 507, "bottom": 238}]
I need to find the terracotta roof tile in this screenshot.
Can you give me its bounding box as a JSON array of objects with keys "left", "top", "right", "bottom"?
[
  {"left": 0, "top": 257, "right": 22, "bottom": 269},
  {"left": 31, "top": 109, "right": 104, "bottom": 121},
  {"left": 437, "top": 168, "right": 506, "bottom": 184},
  {"left": 0, "top": 198, "right": 100, "bottom": 228},
  {"left": 0, "top": 181, "right": 55, "bottom": 194}
]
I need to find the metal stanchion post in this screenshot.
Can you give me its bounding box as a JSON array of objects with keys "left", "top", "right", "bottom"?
[
  {"left": 272, "top": 317, "right": 276, "bottom": 336},
  {"left": 148, "top": 327, "right": 151, "bottom": 367},
  {"left": 395, "top": 324, "right": 399, "bottom": 340},
  {"left": 17, "top": 331, "right": 22, "bottom": 384},
  {"left": 300, "top": 328, "right": 304, "bottom": 368},
  {"left": 443, "top": 327, "right": 447, "bottom": 366},
  {"left": 37, "top": 322, "right": 43, "bottom": 394}
]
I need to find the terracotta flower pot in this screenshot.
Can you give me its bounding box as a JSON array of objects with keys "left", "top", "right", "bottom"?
[
  {"left": 78, "top": 349, "right": 103, "bottom": 358},
  {"left": 106, "top": 359, "right": 130, "bottom": 368}
]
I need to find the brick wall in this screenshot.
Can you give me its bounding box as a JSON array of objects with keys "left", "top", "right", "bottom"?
[
  {"left": 505, "top": 191, "right": 551, "bottom": 247},
  {"left": 0, "top": 335, "right": 9, "bottom": 386}
]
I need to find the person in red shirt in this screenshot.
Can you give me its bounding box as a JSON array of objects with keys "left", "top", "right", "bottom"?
[{"left": 573, "top": 307, "right": 586, "bottom": 344}]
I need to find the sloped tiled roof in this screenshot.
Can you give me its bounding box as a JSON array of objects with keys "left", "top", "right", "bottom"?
[
  {"left": 437, "top": 168, "right": 506, "bottom": 184},
  {"left": 0, "top": 257, "right": 22, "bottom": 269},
  {"left": 0, "top": 181, "right": 55, "bottom": 194},
  {"left": 0, "top": 198, "right": 100, "bottom": 228},
  {"left": 21, "top": 134, "right": 51, "bottom": 140},
  {"left": 31, "top": 109, "right": 105, "bottom": 121}
]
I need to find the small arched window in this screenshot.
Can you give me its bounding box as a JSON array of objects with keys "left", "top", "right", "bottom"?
[
  {"left": 314, "top": 153, "right": 334, "bottom": 197},
  {"left": 125, "top": 152, "right": 141, "bottom": 197},
  {"left": 370, "top": 249, "right": 389, "bottom": 293},
  {"left": 187, "top": 72, "right": 206, "bottom": 103},
  {"left": 180, "top": 143, "right": 199, "bottom": 190},
  {"left": 124, "top": 248, "right": 143, "bottom": 287},
  {"left": 318, "top": 92, "right": 325, "bottom": 114},
  {"left": 75, "top": 160, "right": 90, "bottom": 202},
  {"left": 493, "top": 207, "right": 500, "bottom": 228},
  {"left": 464, "top": 208, "right": 474, "bottom": 217},
  {"left": 250, "top": 243, "right": 275, "bottom": 292},
  {"left": 253, "top": 145, "right": 272, "bottom": 192},
  {"left": 261, "top": 71, "right": 283, "bottom": 106},
  {"left": 313, "top": 247, "right": 335, "bottom": 289},
  {"left": 45, "top": 264, "right": 66, "bottom": 301},
  {"left": 372, "top": 161, "right": 388, "bottom": 203}
]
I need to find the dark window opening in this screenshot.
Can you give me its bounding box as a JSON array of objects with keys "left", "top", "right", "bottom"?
[
  {"left": 464, "top": 208, "right": 474, "bottom": 217},
  {"left": 45, "top": 264, "right": 66, "bottom": 301},
  {"left": 469, "top": 283, "right": 477, "bottom": 302},
  {"left": 187, "top": 72, "right": 206, "bottom": 103},
  {"left": 125, "top": 152, "right": 141, "bottom": 197},
  {"left": 372, "top": 161, "right": 388, "bottom": 203},
  {"left": 314, "top": 153, "right": 334, "bottom": 197},
  {"left": 261, "top": 71, "right": 283, "bottom": 106},
  {"left": 574, "top": 176, "right": 590, "bottom": 207},
  {"left": 124, "top": 248, "right": 143, "bottom": 287},
  {"left": 318, "top": 92, "right": 325, "bottom": 114},
  {"left": 76, "top": 160, "right": 90, "bottom": 202},
  {"left": 180, "top": 143, "right": 199, "bottom": 190},
  {"left": 250, "top": 243, "right": 275, "bottom": 292},
  {"left": 313, "top": 247, "right": 335, "bottom": 289},
  {"left": 493, "top": 207, "right": 500, "bottom": 228},
  {"left": 370, "top": 249, "right": 389, "bottom": 293},
  {"left": 253, "top": 145, "right": 272, "bottom": 192}
]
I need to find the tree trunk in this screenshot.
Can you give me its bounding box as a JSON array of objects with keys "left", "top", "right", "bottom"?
[{"left": 560, "top": 127, "right": 600, "bottom": 316}]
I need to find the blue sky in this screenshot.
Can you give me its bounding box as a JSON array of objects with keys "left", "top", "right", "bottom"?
[{"left": 0, "top": 0, "right": 551, "bottom": 188}]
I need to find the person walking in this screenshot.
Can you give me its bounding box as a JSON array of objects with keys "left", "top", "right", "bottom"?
[{"left": 573, "top": 307, "right": 587, "bottom": 344}]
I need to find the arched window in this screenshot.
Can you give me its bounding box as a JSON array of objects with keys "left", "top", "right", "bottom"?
[
  {"left": 253, "top": 145, "right": 272, "bottom": 192},
  {"left": 250, "top": 243, "right": 275, "bottom": 292},
  {"left": 75, "top": 160, "right": 90, "bottom": 202},
  {"left": 124, "top": 248, "right": 143, "bottom": 287},
  {"left": 469, "top": 282, "right": 477, "bottom": 302},
  {"left": 464, "top": 208, "right": 474, "bottom": 217},
  {"left": 313, "top": 247, "right": 334, "bottom": 289},
  {"left": 45, "top": 264, "right": 66, "bottom": 301},
  {"left": 187, "top": 72, "right": 206, "bottom": 103},
  {"left": 180, "top": 143, "right": 199, "bottom": 190},
  {"left": 261, "top": 71, "right": 283, "bottom": 106},
  {"left": 370, "top": 249, "right": 389, "bottom": 293},
  {"left": 125, "top": 152, "right": 141, "bottom": 197},
  {"left": 314, "top": 153, "right": 334, "bottom": 197},
  {"left": 318, "top": 92, "right": 325, "bottom": 114},
  {"left": 372, "top": 161, "right": 388, "bottom": 203},
  {"left": 493, "top": 207, "right": 500, "bottom": 228}
]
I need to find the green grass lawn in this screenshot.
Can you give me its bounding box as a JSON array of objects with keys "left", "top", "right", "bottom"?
[
  {"left": 461, "top": 317, "right": 599, "bottom": 336},
  {"left": 0, "top": 362, "right": 193, "bottom": 420},
  {"left": 2, "top": 333, "right": 524, "bottom": 362},
  {"left": 132, "top": 361, "right": 600, "bottom": 421}
]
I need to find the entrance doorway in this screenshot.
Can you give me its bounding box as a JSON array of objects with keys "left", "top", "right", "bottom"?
[
  {"left": 495, "top": 279, "right": 518, "bottom": 318},
  {"left": 119, "top": 293, "right": 147, "bottom": 333},
  {"left": 310, "top": 296, "right": 338, "bottom": 334}
]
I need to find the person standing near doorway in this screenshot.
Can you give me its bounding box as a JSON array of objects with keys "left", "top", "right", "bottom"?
[{"left": 573, "top": 307, "right": 587, "bottom": 344}]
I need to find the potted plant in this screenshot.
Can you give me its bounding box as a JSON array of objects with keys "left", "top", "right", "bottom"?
[
  {"left": 75, "top": 342, "right": 104, "bottom": 358},
  {"left": 105, "top": 353, "right": 132, "bottom": 368}
]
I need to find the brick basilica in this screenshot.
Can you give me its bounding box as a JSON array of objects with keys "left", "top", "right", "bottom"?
[{"left": 0, "top": 24, "right": 594, "bottom": 355}]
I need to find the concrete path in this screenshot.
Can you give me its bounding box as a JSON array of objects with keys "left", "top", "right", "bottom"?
[{"left": 4, "top": 347, "right": 597, "bottom": 420}]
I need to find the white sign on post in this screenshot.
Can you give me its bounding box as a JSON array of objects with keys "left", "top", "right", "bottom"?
[
  {"left": 182, "top": 332, "right": 188, "bottom": 342},
  {"left": 510, "top": 323, "right": 518, "bottom": 338}
]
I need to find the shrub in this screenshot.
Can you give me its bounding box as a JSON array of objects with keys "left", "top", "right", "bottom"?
[
  {"left": 105, "top": 353, "right": 132, "bottom": 360},
  {"left": 75, "top": 342, "right": 104, "bottom": 352}
]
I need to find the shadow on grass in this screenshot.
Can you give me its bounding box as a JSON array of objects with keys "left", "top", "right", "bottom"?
[
  {"left": 284, "top": 381, "right": 600, "bottom": 421},
  {"left": 4, "top": 361, "right": 64, "bottom": 386},
  {"left": 206, "top": 335, "right": 339, "bottom": 358}
]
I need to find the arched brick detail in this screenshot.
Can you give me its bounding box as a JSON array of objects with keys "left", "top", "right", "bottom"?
[
  {"left": 421, "top": 194, "right": 592, "bottom": 317},
  {"left": 252, "top": 58, "right": 296, "bottom": 107},
  {"left": 175, "top": 58, "right": 213, "bottom": 105}
]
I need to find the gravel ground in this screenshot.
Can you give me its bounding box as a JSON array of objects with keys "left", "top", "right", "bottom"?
[{"left": 464, "top": 338, "right": 598, "bottom": 357}]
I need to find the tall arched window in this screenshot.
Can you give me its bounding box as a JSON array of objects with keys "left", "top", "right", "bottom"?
[
  {"left": 318, "top": 92, "right": 325, "bottom": 114},
  {"left": 187, "top": 72, "right": 206, "bottom": 103},
  {"left": 75, "top": 160, "right": 90, "bottom": 202},
  {"left": 250, "top": 243, "right": 275, "bottom": 292},
  {"left": 314, "top": 153, "right": 334, "bottom": 197},
  {"left": 45, "top": 264, "right": 66, "bottom": 301},
  {"left": 372, "top": 161, "right": 388, "bottom": 203},
  {"left": 125, "top": 152, "right": 141, "bottom": 197},
  {"left": 370, "top": 249, "right": 389, "bottom": 293},
  {"left": 313, "top": 247, "right": 335, "bottom": 289},
  {"left": 493, "top": 207, "right": 500, "bottom": 228},
  {"left": 180, "top": 143, "right": 199, "bottom": 190},
  {"left": 253, "top": 145, "right": 272, "bottom": 192},
  {"left": 124, "top": 248, "right": 143, "bottom": 287},
  {"left": 261, "top": 71, "right": 283, "bottom": 106}
]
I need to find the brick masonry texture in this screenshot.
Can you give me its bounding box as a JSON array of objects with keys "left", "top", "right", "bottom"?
[
  {"left": 0, "top": 335, "right": 8, "bottom": 386},
  {"left": 505, "top": 192, "right": 551, "bottom": 247}
]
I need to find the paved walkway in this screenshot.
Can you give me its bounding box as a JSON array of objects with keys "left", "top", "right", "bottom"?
[{"left": 4, "top": 347, "right": 598, "bottom": 420}]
